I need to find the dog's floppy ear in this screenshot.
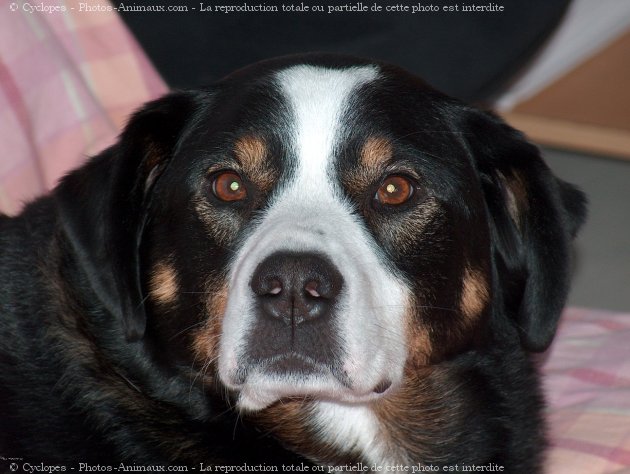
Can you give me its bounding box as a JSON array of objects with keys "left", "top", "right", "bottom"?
[
  {"left": 55, "top": 92, "right": 199, "bottom": 342},
  {"left": 464, "top": 110, "right": 586, "bottom": 352}
]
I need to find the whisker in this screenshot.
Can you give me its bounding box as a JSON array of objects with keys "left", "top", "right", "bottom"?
[{"left": 169, "top": 320, "right": 207, "bottom": 342}]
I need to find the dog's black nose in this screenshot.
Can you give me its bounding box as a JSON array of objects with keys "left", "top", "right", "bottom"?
[{"left": 250, "top": 252, "right": 343, "bottom": 325}]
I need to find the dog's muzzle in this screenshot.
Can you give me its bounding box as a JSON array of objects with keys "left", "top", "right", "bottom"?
[
  {"left": 247, "top": 251, "right": 344, "bottom": 376},
  {"left": 217, "top": 192, "right": 409, "bottom": 411}
]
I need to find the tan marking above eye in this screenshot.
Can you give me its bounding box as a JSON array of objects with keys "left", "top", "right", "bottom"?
[
  {"left": 460, "top": 267, "right": 489, "bottom": 319},
  {"left": 234, "top": 135, "right": 267, "bottom": 173},
  {"left": 149, "top": 262, "right": 179, "bottom": 306},
  {"left": 360, "top": 136, "right": 393, "bottom": 169}
]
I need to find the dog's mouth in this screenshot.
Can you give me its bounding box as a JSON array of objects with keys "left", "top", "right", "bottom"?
[{"left": 222, "top": 352, "right": 394, "bottom": 411}]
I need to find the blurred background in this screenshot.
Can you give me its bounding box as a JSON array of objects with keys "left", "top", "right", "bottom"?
[{"left": 1, "top": 0, "right": 629, "bottom": 310}]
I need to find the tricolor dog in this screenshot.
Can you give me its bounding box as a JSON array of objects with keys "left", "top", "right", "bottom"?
[{"left": 0, "top": 55, "right": 586, "bottom": 471}]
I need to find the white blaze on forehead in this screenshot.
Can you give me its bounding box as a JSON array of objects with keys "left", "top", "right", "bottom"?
[{"left": 275, "top": 64, "right": 378, "bottom": 194}]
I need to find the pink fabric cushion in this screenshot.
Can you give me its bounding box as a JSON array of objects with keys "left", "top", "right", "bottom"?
[
  {"left": 543, "top": 308, "right": 630, "bottom": 473},
  {"left": 0, "top": 5, "right": 166, "bottom": 215}
]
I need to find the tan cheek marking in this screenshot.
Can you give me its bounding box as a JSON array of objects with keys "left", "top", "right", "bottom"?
[
  {"left": 405, "top": 295, "right": 433, "bottom": 367},
  {"left": 233, "top": 135, "right": 276, "bottom": 192},
  {"left": 360, "top": 136, "right": 393, "bottom": 169},
  {"left": 460, "top": 267, "right": 489, "bottom": 320},
  {"left": 149, "top": 263, "right": 179, "bottom": 306},
  {"left": 192, "top": 281, "right": 229, "bottom": 363}
]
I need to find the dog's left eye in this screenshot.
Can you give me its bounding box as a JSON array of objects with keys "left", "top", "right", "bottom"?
[
  {"left": 374, "top": 175, "right": 414, "bottom": 206},
  {"left": 212, "top": 171, "right": 247, "bottom": 202}
]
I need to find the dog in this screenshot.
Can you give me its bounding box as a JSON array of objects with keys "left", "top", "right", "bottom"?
[{"left": 0, "top": 54, "right": 585, "bottom": 472}]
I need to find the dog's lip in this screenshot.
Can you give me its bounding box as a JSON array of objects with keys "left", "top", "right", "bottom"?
[
  {"left": 234, "top": 377, "right": 393, "bottom": 412},
  {"left": 223, "top": 353, "right": 395, "bottom": 411}
]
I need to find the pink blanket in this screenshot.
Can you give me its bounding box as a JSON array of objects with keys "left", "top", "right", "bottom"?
[
  {"left": 0, "top": 1, "right": 166, "bottom": 215},
  {"left": 543, "top": 308, "right": 630, "bottom": 473}
]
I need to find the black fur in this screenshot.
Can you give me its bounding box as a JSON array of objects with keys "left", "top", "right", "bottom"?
[{"left": 0, "top": 54, "right": 586, "bottom": 471}]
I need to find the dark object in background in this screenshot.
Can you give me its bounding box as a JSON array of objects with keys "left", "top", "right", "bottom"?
[{"left": 119, "top": 0, "right": 571, "bottom": 103}]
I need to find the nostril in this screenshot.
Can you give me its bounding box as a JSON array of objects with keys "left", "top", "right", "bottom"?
[
  {"left": 251, "top": 274, "right": 283, "bottom": 297},
  {"left": 268, "top": 280, "right": 282, "bottom": 295},
  {"left": 304, "top": 280, "right": 321, "bottom": 298}
]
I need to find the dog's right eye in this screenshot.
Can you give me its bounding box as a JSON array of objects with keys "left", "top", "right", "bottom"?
[
  {"left": 211, "top": 171, "right": 247, "bottom": 202},
  {"left": 374, "top": 175, "right": 415, "bottom": 207}
]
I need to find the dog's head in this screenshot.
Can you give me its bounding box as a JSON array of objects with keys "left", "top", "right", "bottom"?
[{"left": 56, "top": 54, "right": 585, "bottom": 446}]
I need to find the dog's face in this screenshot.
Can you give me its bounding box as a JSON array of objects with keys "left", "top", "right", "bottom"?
[
  {"left": 146, "top": 61, "right": 494, "bottom": 410},
  {"left": 56, "top": 55, "right": 585, "bottom": 463}
]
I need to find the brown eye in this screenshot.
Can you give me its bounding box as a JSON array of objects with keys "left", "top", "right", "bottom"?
[
  {"left": 375, "top": 175, "right": 414, "bottom": 206},
  {"left": 212, "top": 171, "right": 247, "bottom": 202}
]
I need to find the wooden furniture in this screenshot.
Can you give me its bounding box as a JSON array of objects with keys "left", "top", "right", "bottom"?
[{"left": 503, "top": 31, "right": 630, "bottom": 160}]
